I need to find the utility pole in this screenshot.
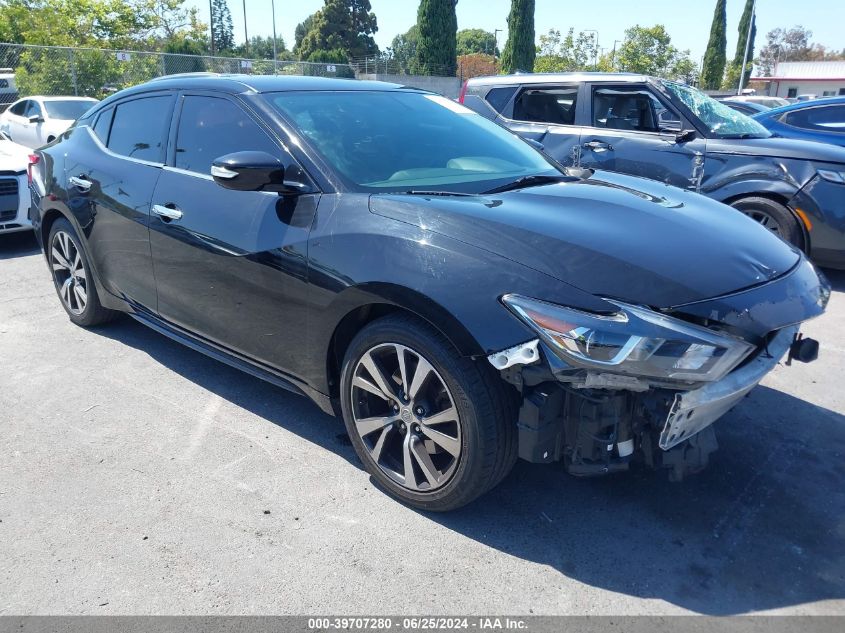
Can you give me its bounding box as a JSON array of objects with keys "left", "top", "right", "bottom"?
[
  {"left": 494, "top": 29, "right": 502, "bottom": 59},
  {"left": 243, "top": 0, "right": 249, "bottom": 56},
  {"left": 737, "top": 0, "right": 757, "bottom": 95},
  {"left": 209, "top": 0, "right": 215, "bottom": 54},
  {"left": 271, "top": 0, "right": 278, "bottom": 73}
]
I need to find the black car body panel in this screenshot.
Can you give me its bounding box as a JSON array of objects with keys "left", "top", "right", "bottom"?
[
  {"left": 29, "top": 74, "right": 829, "bottom": 488},
  {"left": 463, "top": 72, "right": 845, "bottom": 269}
]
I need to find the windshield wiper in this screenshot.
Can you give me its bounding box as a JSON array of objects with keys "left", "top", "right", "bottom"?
[
  {"left": 481, "top": 174, "right": 573, "bottom": 195},
  {"left": 720, "top": 133, "right": 767, "bottom": 139},
  {"left": 402, "top": 190, "right": 475, "bottom": 197}
]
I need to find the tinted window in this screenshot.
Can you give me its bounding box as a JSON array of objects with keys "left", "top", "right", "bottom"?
[
  {"left": 513, "top": 87, "right": 578, "bottom": 125},
  {"left": 783, "top": 105, "right": 845, "bottom": 132},
  {"left": 267, "top": 91, "right": 556, "bottom": 193},
  {"left": 9, "top": 100, "right": 26, "bottom": 116},
  {"left": 485, "top": 86, "right": 517, "bottom": 113},
  {"left": 175, "top": 96, "right": 279, "bottom": 175},
  {"left": 24, "top": 100, "right": 42, "bottom": 117},
  {"left": 108, "top": 96, "right": 172, "bottom": 162},
  {"left": 0, "top": 79, "right": 8, "bottom": 88},
  {"left": 92, "top": 107, "right": 114, "bottom": 143},
  {"left": 43, "top": 99, "right": 96, "bottom": 120},
  {"left": 592, "top": 87, "right": 667, "bottom": 132}
]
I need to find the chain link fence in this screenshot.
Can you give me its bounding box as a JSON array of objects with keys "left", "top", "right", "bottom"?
[{"left": 0, "top": 42, "right": 357, "bottom": 106}]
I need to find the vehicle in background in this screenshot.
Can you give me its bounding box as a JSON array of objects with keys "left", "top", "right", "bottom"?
[
  {"left": 0, "top": 131, "right": 32, "bottom": 235},
  {"left": 753, "top": 97, "right": 845, "bottom": 148},
  {"left": 30, "top": 75, "right": 828, "bottom": 510},
  {"left": 722, "top": 95, "right": 790, "bottom": 109},
  {"left": 719, "top": 99, "right": 769, "bottom": 116},
  {"left": 461, "top": 72, "right": 845, "bottom": 269},
  {"left": 0, "top": 96, "right": 98, "bottom": 148},
  {"left": 0, "top": 69, "right": 19, "bottom": 113},
  {"left": 796, "top": 94, "right": 818, "bottom": 102}
]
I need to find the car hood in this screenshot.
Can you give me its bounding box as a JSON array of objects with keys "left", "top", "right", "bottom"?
[
  {"left": 369, "top": 171, "right": 801, "bottom": 308},
  {"left": 706, "top": 135, "right": 845, "bottom": 165},
  {"left": 0, "top": 139, "right": 28, "bottom": 172}
]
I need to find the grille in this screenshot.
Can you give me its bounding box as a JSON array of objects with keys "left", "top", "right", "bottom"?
[
  {"left": 0, "top": 178, "right": 18, "bottom": 196},
  {"left": 0, "top": 209, "right": 16, "bottom": 222}
]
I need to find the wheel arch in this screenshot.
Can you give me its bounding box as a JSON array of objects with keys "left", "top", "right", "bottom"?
[{"left": 721, "top": 191, "right": 810, "bottom": 252}]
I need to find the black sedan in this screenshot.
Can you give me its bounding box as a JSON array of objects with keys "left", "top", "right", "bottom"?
[{"left": 29, "top": 75, "right": 828, "bottom": 510}]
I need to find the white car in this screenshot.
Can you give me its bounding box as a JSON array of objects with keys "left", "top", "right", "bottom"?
[
  {"left": 0, "top": 131, "right": 31, "bottom": 235},
  {"left": 0, "top": 95, "right": 98, "bottom": 148}
]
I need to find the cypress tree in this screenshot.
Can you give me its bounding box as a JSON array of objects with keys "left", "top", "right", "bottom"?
[
  {"left": 210, "top": 0, "right": 235, "bottom": 53},
  {"left": 701, "top": 0, "right": 727, "bottom": 89},
  {"left": 733, "top": 0, "right": 757, "bottom": 89},
  {"left": 415, "top": 0, "right": 458, "bottom": 75},
  {"left": 500, "top": 0, "right": 535, "bottom": 74}
]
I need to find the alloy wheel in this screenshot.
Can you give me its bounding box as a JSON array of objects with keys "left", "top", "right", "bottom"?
[
  {"left": 50, "top": 230, "right": 88, "bottom": 315},
  {"left": 742, "top": 209, "right": 782, "bottom": 236},
  {"left": 350, "top": 343, "right": 462, "bottom": 492}
]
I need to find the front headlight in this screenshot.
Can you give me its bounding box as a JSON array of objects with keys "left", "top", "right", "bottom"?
[{"left": 502, "top": 294, "right": 755, "bottom": 383}]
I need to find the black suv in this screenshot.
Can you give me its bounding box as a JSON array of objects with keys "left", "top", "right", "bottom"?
[
  {"left": 29, "top": 75, "right": 827, "bottom": 510},
  {"left": 462, "top": 72, "right": 845, "bottom": 269}
]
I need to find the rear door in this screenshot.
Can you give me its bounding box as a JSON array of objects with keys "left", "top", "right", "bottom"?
[
  {"left": 3, "top": 100, "right": 29, "bottom": 144},
  {"left": 148, "top": 92, "right": 317, "bottom": 371},
  {"left": 64, "top": 93, "right": 174, "bottom": 310},
  {"left": 579, "top": 83, "right": 706, "bottom": 190},
  {"left": 498, "top": 83, "right": 585, "bottom": 167}
]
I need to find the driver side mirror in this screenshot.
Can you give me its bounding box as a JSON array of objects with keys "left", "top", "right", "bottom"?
[
  {"left": 27, "top": 115, "right": 43, "bottom": 124},
  {"left": 211, "top": 151, "right": 313, "bottom": 195}
]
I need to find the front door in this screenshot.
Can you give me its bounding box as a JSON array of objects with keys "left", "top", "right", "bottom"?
[
  {"left": 579, "top": 83, "right": 706, "bottom": 191},
  {"left": 149, "top": 93, "right": 317, "bottom": 374}
]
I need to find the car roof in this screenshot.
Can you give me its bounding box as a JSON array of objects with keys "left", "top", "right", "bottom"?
[
  {"left": 466, "top": 71, "right": 652, "bottom": 85},
  {"left": 759, "top": 96, "right": 845, "bottom": 117},
  {"left": 28, "top": 95, "right": 99, "bottom": 101},
  {"left": 141, "top": 73, "right": 406, "bottom": 94}
]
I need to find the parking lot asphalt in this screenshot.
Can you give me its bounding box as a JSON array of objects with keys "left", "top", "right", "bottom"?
[{"left": 1, "top": 229, "right": 844, "bottom": 616}]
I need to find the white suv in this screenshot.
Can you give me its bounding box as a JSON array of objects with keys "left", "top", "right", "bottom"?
[{"left": 0, "top": 131, "right": 31, "bottom": 235}]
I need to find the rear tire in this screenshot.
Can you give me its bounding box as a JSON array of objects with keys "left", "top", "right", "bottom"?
[
  {"left": 47, "top": 218, "right": 118, "bottom": 327},
  {"left": 730, "top": 196, "right": 805, "bottom": 250},
  {"left": 340, "top": 313, "right": 518, "bottom": 511}
]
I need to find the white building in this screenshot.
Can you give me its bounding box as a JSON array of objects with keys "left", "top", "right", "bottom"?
[{"left": 752, "top": 61, "right": 845, "bottom": 99}]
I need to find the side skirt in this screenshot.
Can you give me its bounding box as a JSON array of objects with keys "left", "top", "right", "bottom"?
[{"left": 128, "top": 309, "right": 335, "bottom": 416}]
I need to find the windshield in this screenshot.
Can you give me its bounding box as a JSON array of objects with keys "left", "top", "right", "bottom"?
[
  {"left": 265, "top": 91, "right": 558, "bottom": 193},
  {"left": 662, "top": 81, "right": 772, "bottom": 139},
  {"left": 43, "top": 99, "right": 96, "bottom": 121}
]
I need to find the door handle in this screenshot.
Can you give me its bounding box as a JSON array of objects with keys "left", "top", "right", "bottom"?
[
  {"left": 68, "top": 175, "right": 92, "bottom": 191},
  {"left": 583, "top": 141, "right": 613, "bottom": 152},
  {"left": 152, "top": 204, "right": 183, "bottom": 222}
]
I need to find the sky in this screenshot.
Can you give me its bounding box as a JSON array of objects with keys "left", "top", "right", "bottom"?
[{"left": 186, "top": 0, "right": 844, "bottom": 65}]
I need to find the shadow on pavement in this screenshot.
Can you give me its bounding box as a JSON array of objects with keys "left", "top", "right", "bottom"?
[
  {"left": 98, "top": 316, "right": 845, "bottom": 615},
  {"left": 0, "top": 231, "right": 40, "bottom": 259}
]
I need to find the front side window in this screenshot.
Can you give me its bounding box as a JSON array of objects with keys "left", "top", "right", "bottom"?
[
  {"left": 783, "top": 105, "right": 845, "bottom": 133},
  {"left": 23, "top": 100, "right": 42, "bottom": 118},
  {"left": 9, "top": 100, "right": 27, "bottom": 116},
  {"left": 662, "top": 80, "right": 771, "bottom": 139},
  {"left": 513, "top": 86, "right": 578, "bottom": 125},
  {"left": 175, "top": 96, "right": 279, "bottom": 175},
  {"left": 43, "top": 99, "right": 96, "bottom": 121},
  {"left": 591, "top": 87, "right": 674, "bottom": 133},
  {"left": 266, "top": 91, "right": 557, "bottom": 193},
  {"left": 484, "top": 86, "right": 517, "bottom": 113},
  {"left": 107, "top": 95, "right": 172, "bottom": 162}
]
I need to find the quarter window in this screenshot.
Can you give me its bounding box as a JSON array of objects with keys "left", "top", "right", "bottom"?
[
  {"left": 513, "top": 86, "right": 578, "bottom": 125},
  {"left": 175, "top": 95, "right": 279, "bottom": 175},
  {"left": 92, "top": 107, "right": 114, "bottom": 143},
  {"left": 107, "top": 96, "right": 173, "bottom": 162},
  {"left": 783, "top": 105, "right": 845, "bottom": 132}
]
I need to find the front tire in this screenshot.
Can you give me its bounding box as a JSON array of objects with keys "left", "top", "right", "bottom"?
[
  {"left": 730, "top": 196, "right": 805, "bottom": 250},
  {"left": 340, "top": 314, "right": 517, "bottom": 511},
  {"left": 47, "top": 218, "right": 118, "bottom": 327}
]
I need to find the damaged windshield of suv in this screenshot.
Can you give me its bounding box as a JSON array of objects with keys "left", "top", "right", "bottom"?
[{"left": 662, "top": 80, "right": 772, "bottom": 139}]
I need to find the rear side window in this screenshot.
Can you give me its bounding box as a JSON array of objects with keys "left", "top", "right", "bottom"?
[
  {"left": 92, "top": 107, "right": 113, "bottom": 143},
  {"left": 513, "top": 86, "right": 578, "bottom": 125},
  {"left": 174, "top": 95, "right": 279, "bottom": 175},
  {"left": 782, "top": 105, "right": 845, "bottom": 133},
  {"left": 9, "top": 100, "right": 26, "bottom": 116},
  {"left": 108, "top": 96, "right": 173, "bottom": 162},
  {"left": 484, "top": 86, "right": 517, "bottom": 113},
  {"left": 592, "top": 87, "right": 671, "bottom": 133}
]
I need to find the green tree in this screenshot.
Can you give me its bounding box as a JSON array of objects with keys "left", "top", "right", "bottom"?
[
  {"left": 235, "top": 35, "right": 287, "bottom": 60},
  {"left": 298, "top": 0, "right": 379, "bottom": 62},
  {"left": 387, "top": 25, "right": 419, "bottom": 72},
  {"left": 755, "top": 26, "right": 845, "bottom": 77},
  {"left": 613, "top": 24, "right": 696, "bottom": 80},
  {"left": 722, "top": 0, "right": 756, "bottom": 90},
  {"left": 294, "top": 14, "right": 314, "bottom": 55},
  {"left": 534, "top": 28, "right": 597, "bottom": 72},
  {"left": 415, "top": 0, "right": 458, "bottom": 75},
  {"left": 210, "top": 0, "right": 234, "bottom": 53},
  {"left": 500, "top": 0, "right": 534, "bottom": 73},
  {"left": 457, "top": 28, "right": 498, "bottom": 56},
  {"left": 701, "top": 0, "right": 727, "bottom": 89}
]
